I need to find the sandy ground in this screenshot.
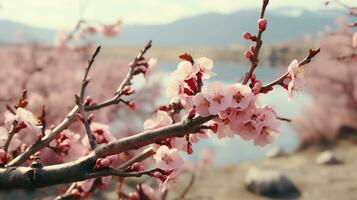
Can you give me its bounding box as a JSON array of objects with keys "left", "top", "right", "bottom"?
[{"left": 168, "top": 141, "right": 357, "bottom": 200}]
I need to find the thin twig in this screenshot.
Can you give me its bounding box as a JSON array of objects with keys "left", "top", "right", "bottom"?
[
  {"left": 8, "top": 42, "right": 152, "bottom": 167},
  {"left": 242, "top": 0, "right": 269, "bottom": 85},
  {"left": 3, "top": 122, "right": 19, "bottom": 155},
  {"left": 260, "top": 48, "right": 321, "bottom": 93}
]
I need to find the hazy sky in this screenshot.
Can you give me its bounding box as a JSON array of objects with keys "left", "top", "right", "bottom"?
[{"left": 0, "top": 0, "right": 341, "bottom": 29}]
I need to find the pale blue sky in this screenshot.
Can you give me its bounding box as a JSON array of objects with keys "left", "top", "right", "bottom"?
[{"left": 0, "top": 0, "right": 340, "bottom": 29}]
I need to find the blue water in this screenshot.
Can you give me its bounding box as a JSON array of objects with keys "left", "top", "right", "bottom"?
[{"left": 144, "top": 61, "right": 310, "bottom": 165}]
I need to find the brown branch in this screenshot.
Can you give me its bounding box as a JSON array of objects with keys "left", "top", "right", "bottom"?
[
  {"left": 277, "top": 116, "right": 292, "bottom": 123},
  {"left": 3, "top": 122, "right": 20, "bottom": 155},
  {"left": 75, "top": 96, "right": 97, "bottom": 150},
  {"left": 260, "top": 48, "right": 320, "bottom": 93},
  {"left": 85, "top": 40, "right": 152, "bottom": 111},
  {"left": 242, "top": 0, "right": 269, "bottom": 85},
  {"left": 75, "top": 46, "right": 101, "bottom": 150},
  {"left": 0, "top": 115, "right": 213, "bottom": 189},
  {"left": 55, "top": 148, "right": 155, "bottom": 200},
  {"left": 7, "top": 42, "right": 152, "bottom": 167}
]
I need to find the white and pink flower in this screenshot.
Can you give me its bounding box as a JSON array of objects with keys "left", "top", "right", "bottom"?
[
  {"left": 144, "top": 111, "right": 173, "bottom": 131},
  {"left": 287, "top": 59, "right": 305, "bottom": 101},
  {"left": 166, "top": 57, "right": 215, "bottom": 99},
  {"left": 153, "top": 145, "right": 184, "bottom": 170}
]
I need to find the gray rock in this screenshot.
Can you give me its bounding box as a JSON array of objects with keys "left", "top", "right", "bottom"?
[
  {"left": 266, "top": 147, "right": 286, "bottom": 159},
  {"left": 245, "top": 167, "right": 300, "bottom": 199},
  {"left": 316, "top": 151, "right": 342, "bottom": 165}
]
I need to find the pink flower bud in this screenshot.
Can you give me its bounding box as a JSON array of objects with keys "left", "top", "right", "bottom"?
[
  {"left": 258, "top": 18, "right": 267, "bottom": 32},
  {"left": 152, "top": 171, "right": 162, "bottom": 178},
  {"left": 100, "top": 158, "right": 111, "bottom": 167},
  {"left": 128, "top": 102, "right": 136, "bottom": 111},
  {"left": 244, "top": 51, "right": 254, "bottom": 60},
  {"left": 242, "top": 32, "right": 252, "bottom": 40},
  {"left": 252, "top": 81, "right": 262, "bottom": 95},
  {"left": 131, "top": 162, "right": 144, "bottom": 171}
]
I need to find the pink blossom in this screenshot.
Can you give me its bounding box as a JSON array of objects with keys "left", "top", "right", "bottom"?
[
  {"left": 214, "top": 118, "right": 235, "bottom": 139},
  {"left": 153, "top": 145, "right": 184, "bottom": 170},
  {"left": 166, "top": 57, "right": 215, "bottom": 99},
  {"left": 203, "top": 82, "right": 233, "bottom": 115},
  {"left": 252, "top": 106, "right": 279, "bottom": 146},
  {"left": 287, "top": 59, "right": 305, "bottom": 101},
  {"left": 143, "top": 111, "right": 173, "bottom": 131},
  {"left": 227, "top": 83, "right": 255, "bottom": 111},
  {"left": 145, "top": 58, "right": 158, "bottom": 78},
  {"left": 193, "top": 93, "right": 210, "bottom": 117},
  {"left": 11, "top": 108, "right": 42, "bottom": 131}
]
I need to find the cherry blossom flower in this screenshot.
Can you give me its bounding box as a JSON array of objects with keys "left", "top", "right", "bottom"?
[
  {"left": 252, "top": 106, "right": 279, "bottom": 146},
  {"left": 227, "top": 83, "right": 255, "bottom": 111},
  {"left": 166, "top": 57, "right": 215, "bottom": 99},
  {"left": 145, "top": 58, "right": 158, "bottom": 78},
  {"left": 202, "top": 82, "right": 233, "bottom": 115},
  {"left": 214, "top": 118, "right": 235, "bottom": 139},
  {"left": 143, "top": 111, "right": 173, "bottom": 131},
  {"left": 287, "top": 59, "right": 305, "bottom": 101},
  {"left": 193, "top": 93, "right": 211, "bottom": 117},
  {"left": 6, "top": 108, "right": 41, "bottom": 131},
  {"left": 153, "top": 145, "right": 184, "bottom": 170}
]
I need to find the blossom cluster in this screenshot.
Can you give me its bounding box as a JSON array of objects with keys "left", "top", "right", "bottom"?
[{"left": 140, "top": 52, "right": 307, "bottom": 193}]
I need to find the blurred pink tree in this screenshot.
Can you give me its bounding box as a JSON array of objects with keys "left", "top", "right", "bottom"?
[{"left": 295, "top": 1, "right": 357, "bottom": 146}]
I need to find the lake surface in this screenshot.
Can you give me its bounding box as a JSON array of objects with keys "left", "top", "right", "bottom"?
[{"left": 150, "top": 61, "right": 311, "bottom": 165}]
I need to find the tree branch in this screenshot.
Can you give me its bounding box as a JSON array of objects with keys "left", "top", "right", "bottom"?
[
  {"left": 0, "top": 115, "right": 213, "bottom": 189},
  {"left": 242, "top": 0, "right": 269, "bottom": 85},
  {"left": 7, "top": 42, "right": 152, "bottom": 167},
  {"left": 259, "top": 48, "right": 320, "bottom": 93}
]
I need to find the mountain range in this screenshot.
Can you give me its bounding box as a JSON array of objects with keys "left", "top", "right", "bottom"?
[{"left": 0, "top": 7, "right": 344, "bottom": 48}]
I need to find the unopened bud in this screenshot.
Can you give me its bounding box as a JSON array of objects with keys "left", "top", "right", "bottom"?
[
  {"left": 128, "top": 102, "right": 136, "bottom": 111},
  {"left": 242, "top": 32, "right": 252, "bottom": 40},
  {"left": 244, "top": 50, "right": 254, "bottom": 60},
  {"left": 258, "top": 18, "right": 267, "bottom": 32}
]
